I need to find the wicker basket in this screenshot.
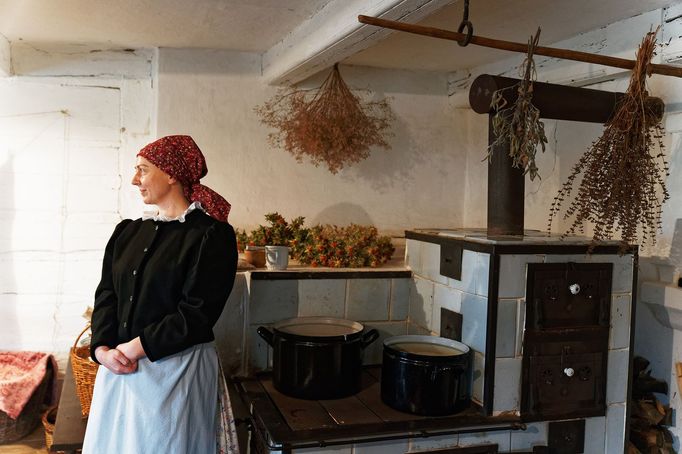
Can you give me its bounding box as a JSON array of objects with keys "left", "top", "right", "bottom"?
[
  {"left": 69, "top": 325, "right": 99, "bottom": 417},
  {"left": 0, "top": 364, "right": 53, "bottom": 444},
  {"left": 41, "top": 406, "right": 57, "bottom": 451}
]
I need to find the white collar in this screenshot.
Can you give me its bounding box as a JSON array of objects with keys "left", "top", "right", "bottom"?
[{"left": 142, "top": 201, "right": 204, "bottom": 223}]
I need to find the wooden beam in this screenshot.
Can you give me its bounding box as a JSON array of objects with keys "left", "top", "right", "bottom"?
[
  {"left": 262, "top": 0, "right": 453, "bottom": 85},
  {"left": 358, "top": 15, "right": 682, "bottom": 78}
]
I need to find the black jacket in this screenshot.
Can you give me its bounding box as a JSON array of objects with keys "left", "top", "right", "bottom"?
[{"left": 90, "top": 210, "right": 238, "bottom": 362}]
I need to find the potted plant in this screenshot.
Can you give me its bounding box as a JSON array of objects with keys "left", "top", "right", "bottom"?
[{"left": 249, "top": 213, "right": 308, "bottom": 270}]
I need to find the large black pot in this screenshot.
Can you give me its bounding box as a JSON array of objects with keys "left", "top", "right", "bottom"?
[
  {"left": 381, "top": 335, "right": 471, "bottom": 416},
  {"left": 257, "top": 317, "right": 379, "bottom": 400}
]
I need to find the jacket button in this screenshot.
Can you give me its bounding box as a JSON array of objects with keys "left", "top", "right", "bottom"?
[
  {"left": 155, "top": 226, "right": 159, "bottom": 231},
  {"left": 123, "top": 322, "right": 127, "bottom": 328},
  {"left": 129, "top": 296, "right": 133, "bottom": 302},
  {"left": 132, "top": 269, "right": 137, "bottom": 276},
  {"left": 144, "top": 247, "right": 148, "bottom": 253}
]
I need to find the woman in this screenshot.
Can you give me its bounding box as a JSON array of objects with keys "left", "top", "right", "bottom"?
[{"left": 83, "top": 135, "right": 239, "bottom": 454}]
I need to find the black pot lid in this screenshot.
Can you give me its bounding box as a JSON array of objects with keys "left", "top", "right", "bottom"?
[
  {"left": 384, "top": 335, "right": 470, "bottom": 358},
  {"left": 273, "top": 317, "right": 364, "bottom": 339}
]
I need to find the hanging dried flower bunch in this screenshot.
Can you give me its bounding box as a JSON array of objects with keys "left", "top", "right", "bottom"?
[
  {"left": 487, "top": 27, "right": 547, "bottom": 181},
  {"left": 255, "top": 64, "right": 394, "bottom": 174},
  {"left": 547, "top": 29, "right": 669, "bottom": 251}
]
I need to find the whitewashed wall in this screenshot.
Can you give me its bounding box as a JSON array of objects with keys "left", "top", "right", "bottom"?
[
  {"left": 156, "top": 49, "right": 466, "bottom": 235},
  {"left": 0, "top": 43, "right": 155, "bottom": 366}
]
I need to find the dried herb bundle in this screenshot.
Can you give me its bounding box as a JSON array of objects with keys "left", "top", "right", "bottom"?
[
  {"left": 255, "top": 64, "right": 394, "bottom": 174},
  {"left": 548, "top": 29, "right": 669, "bottom": 250},
  {"left": 488, "top": 28, "right": 547, "bottom": 181}
]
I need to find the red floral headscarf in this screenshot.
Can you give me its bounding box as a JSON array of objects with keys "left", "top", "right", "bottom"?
[{"left": 137, "top": 135, "right": 231, "bottom": 222}]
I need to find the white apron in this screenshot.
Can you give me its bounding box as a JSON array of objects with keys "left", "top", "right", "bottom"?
[{"left": 83, "top": 342, "right": 239, "bottom": 454}]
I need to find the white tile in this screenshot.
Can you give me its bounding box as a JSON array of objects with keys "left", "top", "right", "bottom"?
[
  {"left": 495, "top": 299, "right": 518, "bottom": 358},
  {"left": 420, "top": 241, "right": 448, "bottom": 285},
  {"left": 405, "top": 239, "right": 422, "bottom": 274},
  {"left": 346, "top": 279, "right": 390, "bottom": 321},
  {"left": 249, "top": 280, "right": 298, "bottom": 324},
  {"left": 584, "top": 416, "right": 606, "bottom": 454},
  {"left": 407, "top": 323, "right": 431, "bottom": 335},
  {"left": 246, "top": 324, "right": 270, "bottom": 373},
  {"left": 592, "top": 254, "right": 635, "bottom": 293},
  {"left": 476, "top": 252, "right": 491, "bottom": 297},
  {"left": 516, "top": 299, "right": 526, "bottom": 357},
  {"left": 460, "top": 249, "right": 479, "bottom": 294},
  {"left": 409, "top": 277, "right": 434, "bottom": 330},
  {"left": 353, "top": 438, "right": 409, "bottom": 453},
  {"left": 461, "top": 293, "right": 488, "bottom": 353},
  {"left": 607, "top": 349, "right": 629, "bottom": 404},
  {"left": 472, "top": 351, "right": 485, "bottom": 403},
  {"left": 609, "top": 294, "right": 631, "bottom": 350},
  {"left": 498, "top": 255, "right": 544, "bottom": 298},
  {"left": 214, "top": 273, "right": 247, "bottom": 375},
  {"left": 493, "top": 358, "right": 522, "bottom": 413},
  {"left": 510, "top": 422, "right": 547, "bottom": 451},
  {"left": 362, "top": 321, "right": 407, "bottom": 365},
  {"left": 432, "top": 283, "right": 463, "bottom": 335},
  {"left": 458, "top": 430, "right": 511, "bottom": 451},
  {"left": 408, "top": 433, "right": 459, "bottom": 451},
  {"left": 390, "top": 278, "right": 410, "bottom": 320},
  {"left": 605, "top": 403, "right": 626, "bottom": 454},
  {"left": 298, "top": 279, "right": 346, "bottom": 317}
]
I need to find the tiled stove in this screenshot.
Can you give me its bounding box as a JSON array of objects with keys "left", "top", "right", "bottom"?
[
  {"left": 404, "top": 229, "right": 636, "bottom": 453},
  {"left": 227, "top": 229, "right": 635, "bottom": 453}
]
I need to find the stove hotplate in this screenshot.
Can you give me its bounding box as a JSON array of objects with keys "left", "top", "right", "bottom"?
[{"left": 233, "top": 366, "right": 523, "bottom": 453}]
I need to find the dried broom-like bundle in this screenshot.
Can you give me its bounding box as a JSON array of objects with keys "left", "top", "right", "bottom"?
[
  {"left": 255, "top": 64, "right": 394, "bottom": 174},
  {"left": 547, "top": 29, "right": 669, "bottom": 251},
  {"left": 488, "top": 28, "right": 547, "bottom": 181}
]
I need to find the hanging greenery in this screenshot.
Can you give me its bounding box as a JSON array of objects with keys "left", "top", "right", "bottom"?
[
  {"left": 547, "top": 28, "right": 669, "bottom": 251},
  {"left": 255, "top": 64, "right": 394, "bottom": 174},
  {"left": 487, "top": 28, "right": 547, "bottom": 181}
]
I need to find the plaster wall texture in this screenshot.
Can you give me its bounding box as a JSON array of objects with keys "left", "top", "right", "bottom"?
[{"left": 155, "top": 48, "right": 466, "bottom": 236}]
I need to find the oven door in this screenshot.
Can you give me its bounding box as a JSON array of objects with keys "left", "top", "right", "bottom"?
[{"left": 526, "top": 351, "right": 605, "bottom": 420}]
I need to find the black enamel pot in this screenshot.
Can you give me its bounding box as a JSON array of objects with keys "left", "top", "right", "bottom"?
[
  {"left": 381, "top": 335, "right": 471, "bottom": 416},
  {"left": 257, "top": 317, "right": 379, "bottom": 400}
]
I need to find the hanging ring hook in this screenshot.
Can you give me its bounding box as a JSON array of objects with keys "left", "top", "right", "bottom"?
[{"left": 457, "top": 0, "right": 474, "bottom": 47}]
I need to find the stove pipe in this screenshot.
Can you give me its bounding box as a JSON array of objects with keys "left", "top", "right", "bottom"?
[{"left": 468, "top": 74, "right": 664, "bottom": 237}]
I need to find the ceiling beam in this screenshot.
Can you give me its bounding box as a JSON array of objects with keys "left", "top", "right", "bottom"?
[
  {"left": 262, "top": 0, "right": 453, "bottom": 85},
  {"left": 0, "top": 34, "right": 11, "bottom": 77}
]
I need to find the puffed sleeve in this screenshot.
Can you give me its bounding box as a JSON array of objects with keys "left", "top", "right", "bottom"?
[
  {"left": 90, "top": 219, "right": 133, "bottom": 362},
  {"left": 139, "top": 221, "right": 238, "bottom": 361}
]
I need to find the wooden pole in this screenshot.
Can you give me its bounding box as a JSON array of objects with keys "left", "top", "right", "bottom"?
[{"left": 358, "top": 15, "right": 682, "bottom": 78}]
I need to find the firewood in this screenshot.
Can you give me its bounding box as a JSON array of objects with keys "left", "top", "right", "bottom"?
[
  {"left": 631, "top": 427, "right": 664, "bottom": 447},
  {"left": 627, "top": 440, "right": 642, "bottom": 454},
  {"left": 634, "top": 374, "right": 669, "bottom": 395},
  {"left": 634, "top": 356, "right": 651, "bottom": 376},
  {"left": 637, "top": 401, "right": 666, "bottom": 425}
]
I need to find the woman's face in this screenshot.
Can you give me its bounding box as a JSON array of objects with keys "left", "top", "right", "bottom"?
[{"left": 131, "top": 156, "right": 174, "bottom": 205}]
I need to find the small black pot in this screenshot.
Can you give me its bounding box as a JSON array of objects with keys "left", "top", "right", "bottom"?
[
  {"left": 258, "top": 317, "right": 379, "bottom": 400},
  {"left": 381, "top": 335, "right": 471, "bottom": 416}
]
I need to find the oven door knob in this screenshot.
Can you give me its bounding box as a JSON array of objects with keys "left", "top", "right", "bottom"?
[
  {"left": 563, "top": 367, "right": 575, "bottom": 377},
  {"left": 569, "top": 283, "right": 581, "bottom": 295}
]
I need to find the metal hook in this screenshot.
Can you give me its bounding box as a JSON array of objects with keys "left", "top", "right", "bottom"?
[{"left": 457, "top": 0, "right": 474, "bottom": 46}]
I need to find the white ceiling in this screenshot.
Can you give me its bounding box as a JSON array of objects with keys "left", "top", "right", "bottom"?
[{"left": 0, "top": 0, "right": 679, "bottom": 73}]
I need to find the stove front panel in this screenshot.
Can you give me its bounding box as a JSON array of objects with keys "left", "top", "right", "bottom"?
[{"left": 522, "top": 263, "right": 613, "bottom": 421}]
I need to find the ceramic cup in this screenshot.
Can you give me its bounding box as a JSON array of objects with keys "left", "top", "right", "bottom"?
[{"left": 265, "top": 245, "right": 289, "bottom": 270}]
